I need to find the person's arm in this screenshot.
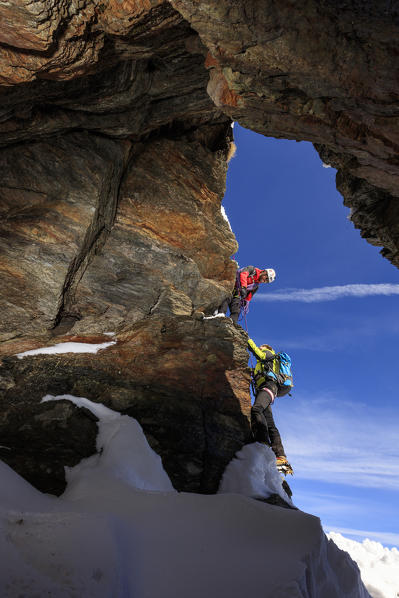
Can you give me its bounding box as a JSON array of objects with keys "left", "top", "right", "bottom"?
[{"left": 247, "top": 338, "right": 266, "bottom": 360}]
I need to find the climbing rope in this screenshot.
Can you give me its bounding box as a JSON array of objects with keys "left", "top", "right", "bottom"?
[
  {"left": 232, "top": 262, "right": 257, "bottom": 400},
  {"left": 241, "top": 305, "right": 257, "bottom": 401}
]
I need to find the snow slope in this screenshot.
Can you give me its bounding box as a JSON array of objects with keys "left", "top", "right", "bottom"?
[{"left": 0, "top": 396, "right": 374, "bottom": 598}]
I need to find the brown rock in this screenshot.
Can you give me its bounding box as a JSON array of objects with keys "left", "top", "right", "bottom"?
[
  {"left": 0, "top": 132, "right": 131, "bottom": 339},
  {"left": 71, "top": 129, "right": 237, "bottom": 332},
  {"left": 0, "top": 0, "right": 68, "bottom": 51},
  {"left": 171, "top": 0, "right": 399, "bottom": 266}
]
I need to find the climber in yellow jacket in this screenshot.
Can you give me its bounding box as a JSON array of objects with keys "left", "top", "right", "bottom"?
[{"left": 247, "top": 338, "right": 293, "bottom": 476}]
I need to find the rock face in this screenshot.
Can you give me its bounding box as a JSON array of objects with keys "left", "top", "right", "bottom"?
[
  {"left": 0, "top": 1, "right": 398, "bottom": 495},
  {"left": 0, "top": 126, "right": 236, "bottom": 340},
  {"left": 172, "top": 0, "right": 399, "bottom": 266},
  {"left": 1, "top": 318, "right": 251, "bottom": 494}
]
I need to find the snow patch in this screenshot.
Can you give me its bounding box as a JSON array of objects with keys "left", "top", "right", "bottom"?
[
  {"left": 42, "top": 395, "right": 174, "bottom": 496},
  {"left": 221, "top": 205, "right": 232, "bottom": 230},
  {"left": 219, "top": 442, "right": 293, "bottom": 504},
  {"left": 16, "top": 341, "right": 116, "bottom": 358},
  {"left": 204, "top": 313, "right": 226, "bottom": 319}
]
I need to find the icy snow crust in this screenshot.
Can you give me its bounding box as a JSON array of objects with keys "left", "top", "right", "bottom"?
[{"left": 0, "top": 396, "right": 372, "bottom": 598}]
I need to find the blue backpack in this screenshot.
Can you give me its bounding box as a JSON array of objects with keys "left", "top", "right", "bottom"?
[{"left": 263, "top": 351, "right": 294, "bottom": 397}]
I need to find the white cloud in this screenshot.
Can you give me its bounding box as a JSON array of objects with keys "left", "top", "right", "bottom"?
[
  {"left": 327, "top": 532, "right": 399, "bottom": 598},
  {"left": 327, "top": 528, "right": 399, "bottom": 548},
  {"left": 257, "top": 283, "right": 399, "bottom": 303}
]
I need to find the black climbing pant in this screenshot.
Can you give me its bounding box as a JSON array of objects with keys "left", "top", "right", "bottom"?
[
  {"left": 219, "top": 293, "right": 241, "bottom": 324},
  {"left": 251, "top": 388, "right": 286, "bottom": 458}
]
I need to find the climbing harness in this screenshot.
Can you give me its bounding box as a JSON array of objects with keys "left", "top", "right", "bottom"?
[{"left": 235, "top": 267, "right": 258, "bottom": 324}]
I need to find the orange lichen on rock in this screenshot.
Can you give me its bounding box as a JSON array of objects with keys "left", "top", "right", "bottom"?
[
  {"left": 97, "top": 0, "right": 164, "bottom": 35},
  {"left": 207, "top": 67, "right": 240, "bottom": 108}
]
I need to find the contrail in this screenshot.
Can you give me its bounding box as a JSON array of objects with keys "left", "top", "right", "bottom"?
[{"left": 257, "top": 283, "right": 399, "bottom": 303}]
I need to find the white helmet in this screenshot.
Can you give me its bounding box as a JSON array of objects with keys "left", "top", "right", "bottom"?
[{"left": 265, "top": 268, "right": 276, "bottom": 283}]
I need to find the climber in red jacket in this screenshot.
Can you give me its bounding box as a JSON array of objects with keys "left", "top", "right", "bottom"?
[{"left": 218, "top": 266, "right": 276, "bottom": 324}]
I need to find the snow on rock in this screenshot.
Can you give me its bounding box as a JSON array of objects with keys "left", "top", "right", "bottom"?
[
  {"left": 41, "top": 394, "right": 174, "bottom": 496},
  {"left": 204, "top": 313, "right": 226, "bottom": 319},
  {"left": 219, "top": 441, "right": 293, "bottom": 504},
  {"left": 16, "top": 341, "right": 116, "bottom": 358},
  {"left": 0, "top": 397, "right": 372, "bottom": 598},
  {"left": 221, "top": 205, "right": 232, "bottom": 230},
  {"left": 328, "top": 532, "right": 399, "bottom": 598}
]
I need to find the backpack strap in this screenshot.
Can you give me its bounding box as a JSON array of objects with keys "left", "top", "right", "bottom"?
[{"left": 262, "top": 353, "right": 281, "bottom": 362}]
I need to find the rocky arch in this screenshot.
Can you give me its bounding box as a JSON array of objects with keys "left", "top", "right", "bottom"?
[{"left": 0, "top": 0, "right": 398, "bottom": 493}]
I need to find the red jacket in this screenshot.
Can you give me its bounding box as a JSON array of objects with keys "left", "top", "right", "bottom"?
[{"left": 238, "top": 266, "right": 264, "bottom": 302}]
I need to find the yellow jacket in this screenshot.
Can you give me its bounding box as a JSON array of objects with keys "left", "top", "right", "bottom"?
[{"left": 247, "top": 338, "right": 279, "bottom": 390}]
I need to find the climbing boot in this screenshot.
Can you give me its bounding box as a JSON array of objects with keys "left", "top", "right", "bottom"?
[{"left": 276, "top": 456, "right": 293, "bottom": 476}]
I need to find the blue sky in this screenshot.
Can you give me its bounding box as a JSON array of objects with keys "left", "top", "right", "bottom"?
[{"left": 223, "top": 124, "right": 399, "bottom": 548}]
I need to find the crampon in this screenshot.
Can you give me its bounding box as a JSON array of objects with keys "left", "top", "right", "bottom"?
[{"left": 276, "top": 457, "right": 293, "bottom": 476}]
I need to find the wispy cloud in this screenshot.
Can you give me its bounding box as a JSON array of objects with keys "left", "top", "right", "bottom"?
[
  {"left": 277, "top": 396, "right": 399, "bottom": 491},
  {"left": 257, "top": 283, "right": 399, "bottom": 303}
]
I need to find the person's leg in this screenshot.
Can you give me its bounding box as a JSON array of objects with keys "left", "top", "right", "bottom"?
[
  {"left": 264, "top": 405, "right": 286, "bottom": 458},
  {"left": 229, "top": 295, "right": 241, "bottom": 324},
  {"left": 251, "top": 389, "right": 273, "bottom": 443}
]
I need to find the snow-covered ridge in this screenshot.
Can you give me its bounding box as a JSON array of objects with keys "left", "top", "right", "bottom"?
[{"left": 0, "top": 396, "right": 376, "bottom": 598}]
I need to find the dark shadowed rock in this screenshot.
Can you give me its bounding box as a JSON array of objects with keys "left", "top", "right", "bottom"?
[
  {"left": 0, "top": 390, "right": 98, "bottom": 495},
  {"left": 0, "top": 317, "right": 251, "bottom": 494}
]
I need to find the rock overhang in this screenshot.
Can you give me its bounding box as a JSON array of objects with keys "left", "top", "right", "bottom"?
[{"left": 0, "top": 0, "right": 398, "bottom": 494}]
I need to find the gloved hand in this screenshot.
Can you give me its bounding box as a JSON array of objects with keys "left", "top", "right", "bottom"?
[{"left": 240, "top": 287, "right": 248, "bottom": 299}]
